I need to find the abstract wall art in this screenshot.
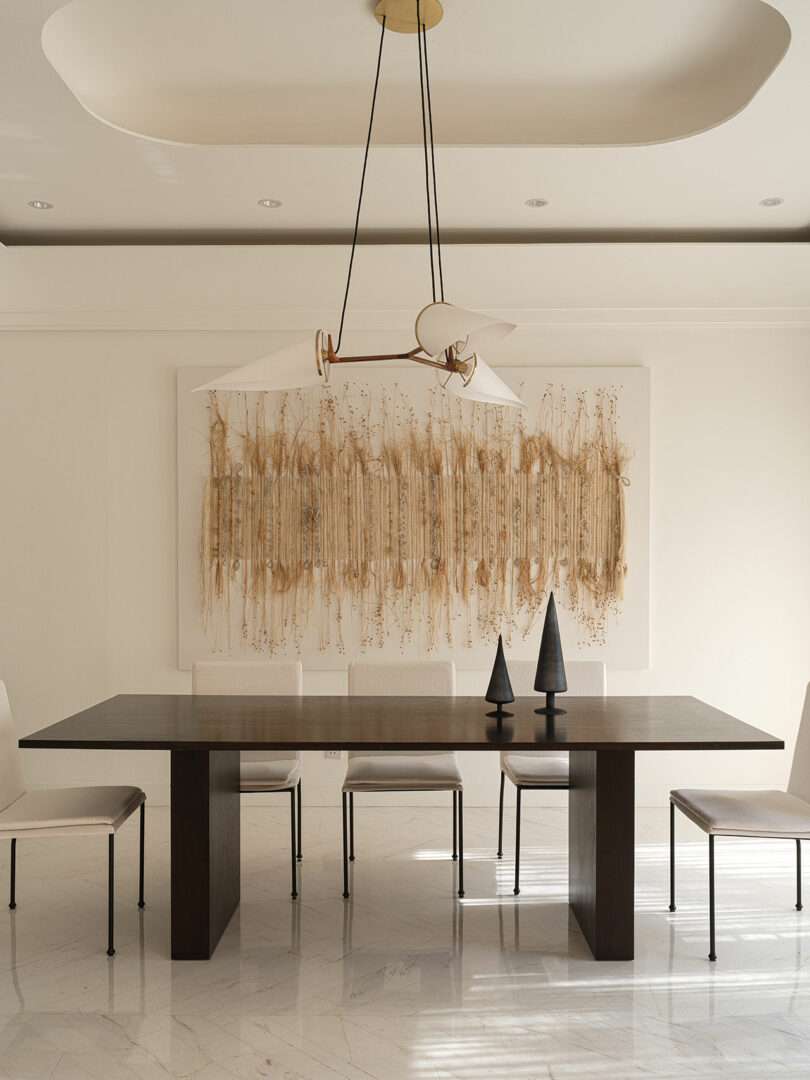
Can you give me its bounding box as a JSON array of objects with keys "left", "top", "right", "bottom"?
[{"left": 178, "top": 365, "right": 649, "bottom": 669}]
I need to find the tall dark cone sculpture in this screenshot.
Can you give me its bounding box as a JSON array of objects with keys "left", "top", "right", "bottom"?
[
  {"left": 485, "top": 634, "right": 515, "bottom": 720},
  {"left": 534, "top": 592, "right": 568, "bottom": 715}
]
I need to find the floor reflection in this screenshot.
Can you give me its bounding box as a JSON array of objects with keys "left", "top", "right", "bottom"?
[
  {"left": 8, "top": 911, "right": 24, "bottom": 1010},
  {"left": 1, "top": 807, "right": 809, "bottom": 1078}
]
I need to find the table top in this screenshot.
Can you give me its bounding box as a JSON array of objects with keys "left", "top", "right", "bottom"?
[{"left": 19, "top": 694, "right": 784, "bottom": 753}]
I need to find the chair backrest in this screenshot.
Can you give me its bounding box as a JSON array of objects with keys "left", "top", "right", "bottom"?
[
  {"left": 192, "top": 660, "right": 302, "bottom": 696},
  {"left": 192, "top": 660, "right": 303, "bottom": 762},
  {"left": 506, "top": 659, "right": 607, "bottom": 698},
  {"left": 0, "top": 682, "right": 25, "bottom": 813},
  {"left": 788, "top": 683, "right": 810, "bottom": 802},
  {"left": 501, "top": 660, "right": 606, "bottom": 765},
  {"left": 348, "top": 660, "right": 456, "bottom": 697},
  {"left": 348, "top": 661, "right": 455, "bottom": 758}
]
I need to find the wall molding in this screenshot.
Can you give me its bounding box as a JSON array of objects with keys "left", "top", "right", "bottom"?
[
  {"left": 3, "top": 306, "right": 810, "bottom": 331},
  {"left": 3, "top": 243, "right": 810, "bottom": 331}
]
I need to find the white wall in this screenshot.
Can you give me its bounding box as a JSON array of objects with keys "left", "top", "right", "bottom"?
[{"left": 1, "top": 245, "right": 808, "bottom": 810}]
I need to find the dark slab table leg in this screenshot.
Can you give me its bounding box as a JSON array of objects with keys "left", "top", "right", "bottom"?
[
  {"left": 569, "top": 749, "right": 635, "bottom": 960},
  {"left": 170, "top": 750, "right": 241, "bottom": 960}
]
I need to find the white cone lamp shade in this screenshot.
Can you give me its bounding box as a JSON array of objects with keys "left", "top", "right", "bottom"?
[
  {"left": 415, "top": 302, "right": 516, "bottom": 360},
  {"left": 193, "top": 338, "right": 326, "bottom": 394},
  {"left": 446, "top": 354, "right": 526, "bottom": 409}
]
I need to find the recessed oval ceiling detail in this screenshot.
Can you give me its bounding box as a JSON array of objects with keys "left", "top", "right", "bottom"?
[{"left": 41, "top": 0, "right": 790, "bottom": 147}]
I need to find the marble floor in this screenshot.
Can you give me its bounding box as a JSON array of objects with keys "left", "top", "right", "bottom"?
[{"left": 0, "top": 804, "right": 809, "bottom": 1079}]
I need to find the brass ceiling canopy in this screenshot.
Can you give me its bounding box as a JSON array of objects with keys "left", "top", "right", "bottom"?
[{"left": 374, "top": 0, "right": 443, "bottom": 34}]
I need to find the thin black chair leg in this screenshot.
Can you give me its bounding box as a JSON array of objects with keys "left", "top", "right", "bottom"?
[
  {"left": 668, "top": 800, "right": 676, "bottom": 912},
  {"left": 342, "top": 791, "right": 350, "bottom": 899},
  {"left": 796, "top": 838, "right": 803, "bottom": 912},
  {"left": 457, "top": 790, "right": 464, "bottom": 898},
  {"left": 513, "top": 788, "right": 522, "bottom": 896},
  {"left": 290, "top": 789, "right": 298, "bottom": 899},
  {"left": 349, "top": 791, "right": 355, "bottom": 862},
  {"left": 296, "top": 780, "right": 303, "bottom": 862},
  {"left": 9, "top": 838, "right": 16, "bottom": 910},
  {"left": 107, "top": 834, "right": 115, "bottom": 957},
  {"left": 708, "top": 834, "right": 716, "bottom": 962},
  {"left": 138, "top": 802, "right": 145, "bottom": 909},
  {"left": 452, "top": 791, "right": 458, "bottom": 860},
  {"left": 497, "top": 772, "right": 505, "bottom": 859}
]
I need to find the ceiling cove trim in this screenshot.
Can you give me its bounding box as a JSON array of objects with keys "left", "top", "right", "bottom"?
[{"left": 41, "top": 0, "right": 791, "bottom": 149}]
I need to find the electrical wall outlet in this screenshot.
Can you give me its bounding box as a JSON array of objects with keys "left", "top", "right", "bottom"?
[{"left": 324, "top": 750, "right": 341, "bottom": 760}]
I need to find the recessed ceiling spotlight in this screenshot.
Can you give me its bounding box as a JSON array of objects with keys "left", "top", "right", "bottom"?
[
  {"left": 257, "top": 198, "right": 282, "bottom": 208},
  {"left": 525, "top": 198, "right": 549, "bottom": 208},
  {"left": 28, "top": 199, "right": 53, "bottom": 210},
  {"left": 759, "top": 196, "right": 783, "bottom": 207}
]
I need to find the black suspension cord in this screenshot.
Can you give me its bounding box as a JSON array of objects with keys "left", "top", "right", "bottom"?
[
  {"left": 416, "top": 0, "right": 437, "bottom": 303},
  {"left": 336, "top": 16, "right": 387, "bottom": 355},
  {"left": 421, "top": 19, "right": 445, "bottom": 302}
]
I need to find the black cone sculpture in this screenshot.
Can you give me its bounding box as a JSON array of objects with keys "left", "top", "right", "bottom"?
[
  {"left": 534, "top": 592, "right": 568, "bottom": 715},
  {"left": 485, "top": 634, "right": 514, "bottom": 721}
]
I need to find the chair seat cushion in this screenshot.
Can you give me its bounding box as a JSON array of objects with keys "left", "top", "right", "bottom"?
[
  {"left": 501, "top": 752, "right": 569, "bottom": 787},
  {"left": 344, "top": 752, "right": 462, "bottom": 792},
  {"left": 240, "top": 756, "right": 301, "bottom": 791},
  {"left": 0, "top": 786, "right": 144, "bottom": 839},
  {"left": 671, "top": 788, "right": 810, "bottom": 838}
]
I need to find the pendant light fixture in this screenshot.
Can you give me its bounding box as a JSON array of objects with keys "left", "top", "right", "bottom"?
[{"left": 196, "top": 0, "right": 524, "bottom": 409}]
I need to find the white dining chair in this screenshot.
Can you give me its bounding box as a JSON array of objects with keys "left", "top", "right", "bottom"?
[
  {"left": 192, "top": 659, "right": 304, "bottom": 898},
  {"left": 343, "top": 661, "right": 463, "bottom": 898},
  {"left": 0, "top": 681, "right": 145, "bottom": 957},
  {"left": 669, "top": 682, "right": 810, "bottom": 962},
  {"left": 497, "top": 660, "right": 607, "bottom": 894}
]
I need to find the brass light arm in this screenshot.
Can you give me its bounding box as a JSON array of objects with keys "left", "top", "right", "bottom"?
[
  {"left": 322, "top": 334, "right": 423, "bottom": 367},
  {"left": 328, "top": 349, "right": 423, "bottom": 365},
  {"left": 410, "top": 353, "right": 471, "bottom": 376},
  {"left": 324, "top": 334, "right": 468, "bottom": 375}
]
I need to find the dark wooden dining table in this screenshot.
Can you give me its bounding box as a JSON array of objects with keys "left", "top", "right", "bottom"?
[{"left": 20, "top": 694, "right": 782, "bottom": 961}]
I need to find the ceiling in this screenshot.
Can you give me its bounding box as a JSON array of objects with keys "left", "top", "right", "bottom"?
[
  {"left": 41, "top": 0, "right": 788, "bottom": 146},
  {"left": 2, "top": 0, "right": 810, "bottom": 243}
]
